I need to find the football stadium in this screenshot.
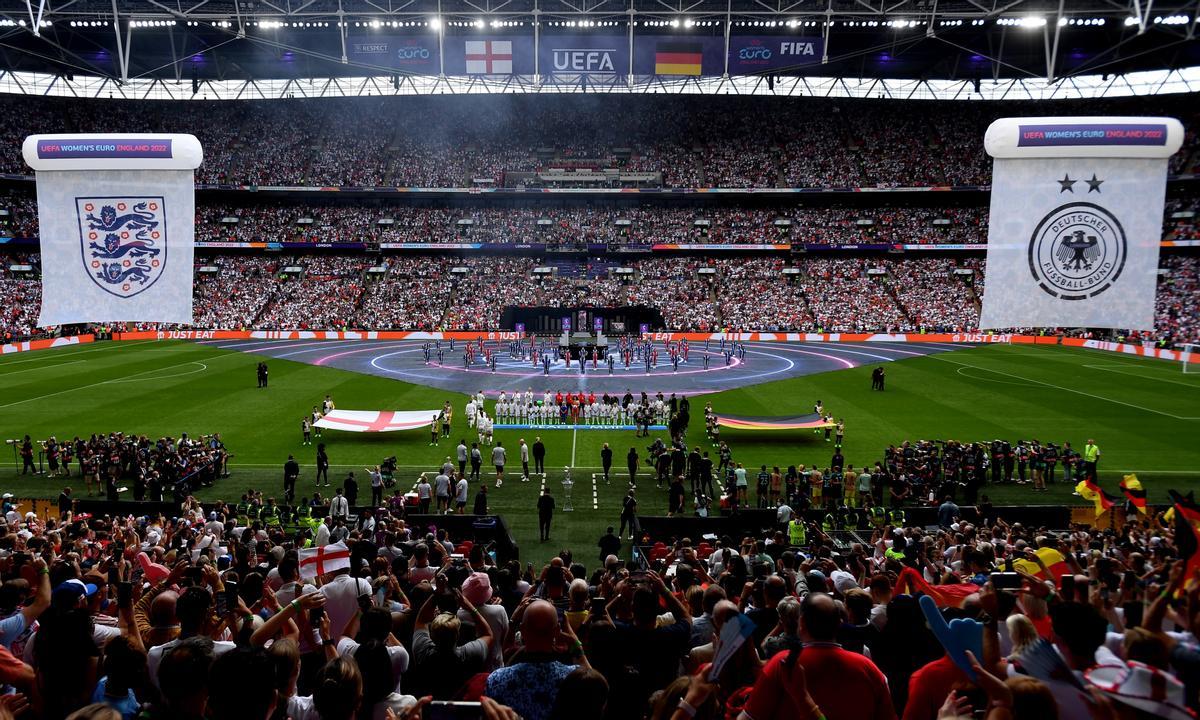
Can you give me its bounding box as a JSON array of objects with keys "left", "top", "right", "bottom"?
[{"left": 0, "top": 2, "right": 1199, "bottom": 719}]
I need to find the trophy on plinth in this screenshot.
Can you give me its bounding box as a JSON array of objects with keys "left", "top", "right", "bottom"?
[{"left": 562, "top": 466, "right": 574, "bottom": 512}]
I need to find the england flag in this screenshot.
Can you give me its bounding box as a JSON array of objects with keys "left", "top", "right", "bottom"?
[
  {"left": 313, "top": 409, "right": 441, "bottom": 433},
  {"left": 465, "top": 41, "right": 513, "bottom": 74}
]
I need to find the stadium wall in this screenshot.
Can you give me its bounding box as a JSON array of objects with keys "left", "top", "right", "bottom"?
[{"left": 106, "top": 330, "right": 1193, "bottom": 362}]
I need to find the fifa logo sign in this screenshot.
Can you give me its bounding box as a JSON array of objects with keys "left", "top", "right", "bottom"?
[{"left": 778, "top": 41, "right": 817, "bottom": 56}]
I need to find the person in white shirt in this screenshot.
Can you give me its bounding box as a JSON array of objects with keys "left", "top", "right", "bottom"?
[
  {"left": 519, "top": 440, "right": 530, "bottom": 482},
  {"left": 416, "top": 475, "right": 433, "bottom": 514},
  {"left": 320, "top": 570, "right": 373, "bottom": 641},
  {"left": 330, "top": 489, "right": 350, "bottom": 523},
  {"left": 315, "top": 517, "right": 332, "bottom": 546},
  {"left": 455, "top": 477, "right": 469, "bottom": 513},
  {"left": 491, "top": 442, "right": 507, "bottom": 488}
]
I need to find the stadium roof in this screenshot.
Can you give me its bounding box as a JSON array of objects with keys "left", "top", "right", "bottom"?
[{"left": 0, "top": 0, "right": 1195, "bottom": 97}]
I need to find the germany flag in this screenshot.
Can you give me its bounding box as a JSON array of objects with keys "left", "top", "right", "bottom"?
[
  {"left": 655, "top": 42, "right": 703, "bottom": 75},
  {"left": 1076, "top": 479, "right": 1118, "bottom": 519},
  {"left": 1119, "top": 474, "right": 1147, "bottom": 514},
  {"left": 1175, "top": 501, "right": 1200, "bottom": 586}
]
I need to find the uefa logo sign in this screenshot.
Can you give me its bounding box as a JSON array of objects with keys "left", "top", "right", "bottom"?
[{"left": 1027, "top": 201, "right": 1127, "bottom": 300}]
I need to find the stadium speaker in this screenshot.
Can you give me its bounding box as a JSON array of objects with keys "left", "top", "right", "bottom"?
[
  {"left": 192, "top": 76, "right": 199, "bottom": 95},
  {"left": 767, "top": 74, "right": 775, "bottom": 90},
  {"left": 392, "top": 74, "right": 399, "bottom": 89},
  {"left": 972, "top": 77, "right": 981, "bottom": 94}
]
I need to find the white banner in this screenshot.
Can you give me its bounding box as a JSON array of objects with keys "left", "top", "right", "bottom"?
[
  {"left": 24, "top": 134, "right": 202, "bottom": 327},
  {"left": 35, "top": 170, "right": 195, "bottom": 326},
  {"left": 979, "top": 117, "right": 1182, "bottom": 331}
]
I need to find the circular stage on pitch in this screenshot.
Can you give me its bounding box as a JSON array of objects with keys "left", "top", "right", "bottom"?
[{"left": 202, "top": 338, "right": 967, "bottom": 397}]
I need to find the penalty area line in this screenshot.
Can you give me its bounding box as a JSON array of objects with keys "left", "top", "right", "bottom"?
[{"left": 927, "top": 354, "right": 1197, "bottom": 420}]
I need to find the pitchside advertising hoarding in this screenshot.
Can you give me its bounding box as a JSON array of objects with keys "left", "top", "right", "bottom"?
[{"left": 348, "top": 34, "right": 822, "bottom": 76}]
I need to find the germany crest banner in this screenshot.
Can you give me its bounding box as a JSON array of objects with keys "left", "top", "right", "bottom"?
[
  {"left": 979, "top": 117, "right": 1183, "bottom": 330},
  {"left": 23, "top": 134, "right": 203, "bottom": 326}
]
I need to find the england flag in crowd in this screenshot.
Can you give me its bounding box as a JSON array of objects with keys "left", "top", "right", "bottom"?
[{"left": 299, "top": 541, "right": 351, "bottom": 580}]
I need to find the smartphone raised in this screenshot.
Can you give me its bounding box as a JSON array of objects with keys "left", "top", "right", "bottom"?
[
  {"left": 224, "top": 581, "right": 239, "bottom": 615},
  {"left": 424, "top": 701, "right": 483, "bottom": 720},
  {"left": 117, "top": 581, "right": 132, "bottom": 609}
]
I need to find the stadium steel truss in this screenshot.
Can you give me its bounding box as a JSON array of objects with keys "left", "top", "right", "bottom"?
[{"left": 0, "top": 0, "right": 1195, "bottom": 98}]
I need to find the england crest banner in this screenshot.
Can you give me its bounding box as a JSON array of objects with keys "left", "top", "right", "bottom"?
[
  {"left": 23, "top": 134, "right": 203, "bottom": 326},
  {"left": 979, "top": 117, "right": 1183, "bottom": 330}
]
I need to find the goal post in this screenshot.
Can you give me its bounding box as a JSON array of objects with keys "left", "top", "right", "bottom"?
[{"left": 1183, "top": 344, "right": 1199, "bottom": 374}]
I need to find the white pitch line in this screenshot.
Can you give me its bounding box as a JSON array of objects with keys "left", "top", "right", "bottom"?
[
  {"left": 570, "top": 424, "right": 578, "bottom": 468},
  {"left": 1082, "top": 363, "right": 1200, "bottom": 389},
  {"left": 0, "top": 359, "right": 86, "bottom": 378},
  {"left": 928, "top": 354, "right": 1198, "bottom": 420},
  {"left": 0, "top": 357, "right": 222, "bottom": 409},
  {"left": 0, "top": 339, "right": 159, "bottom": 366}
]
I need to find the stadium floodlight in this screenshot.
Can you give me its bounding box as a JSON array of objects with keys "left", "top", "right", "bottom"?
[{"left": 429, "top": 17, "right": 441, "bottom": 29}]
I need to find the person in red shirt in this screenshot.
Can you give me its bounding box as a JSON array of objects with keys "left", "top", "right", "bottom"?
[
  {"left": 901, "top": 653, "right": 968, "bottom": 720},
  {"left": 740, "top": 593, "right": 895, "bottom": 720}
]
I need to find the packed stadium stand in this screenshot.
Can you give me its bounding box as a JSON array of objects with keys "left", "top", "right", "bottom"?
[{"left": 0, "top": 94, "right": 1196, "bottom": 346}]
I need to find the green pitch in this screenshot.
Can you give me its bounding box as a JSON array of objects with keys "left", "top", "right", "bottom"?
[{"left": 1, "top": 340, "right": 1198, "bottom": 565}]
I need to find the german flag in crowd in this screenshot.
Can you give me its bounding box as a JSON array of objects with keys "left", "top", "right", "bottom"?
[
  {"left": 1166, "top": 489, "right": 1200, "bottom": 526},
  {"left": 1119, "top": 474, "right": 1148, "bottom": 514},
  {"left": 1174, "top": 495, "right": 1200, "bottom": 585},
  {"left": 655, "top": 42, "right": 703, "bottom": 75},
  {"left": 1076, "top": 479, "right": 1118, "bottom": 519}
]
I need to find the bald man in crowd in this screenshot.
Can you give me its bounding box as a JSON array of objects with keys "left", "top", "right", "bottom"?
[{"left": 484, "top": 599, "right": 580, "bottom": 720}]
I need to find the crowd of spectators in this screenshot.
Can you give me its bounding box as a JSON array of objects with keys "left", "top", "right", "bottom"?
[
  {"left": 9, "top": 251, "right": 1200, "bottom": 342},
  {"left": 188, "top": 203, "right": 986, "bottom": 247},
  {"left": 0, "top": 252, "right": 40, "bottom": 342},
  {"left": 2, "top": 94, "right": 1197, "bottom": 188},
  {"left": 4, "top": 439, "right": 1200, "bottom": 720},
  {"left": 798, "top": 258, "right": 910, "bottom": 333},
  {"left": 6, "top": 193, "right": 1190, "bottom": 250},
  {"left": 1154, "top": 254, "right": 1200, "bottom": 347}
]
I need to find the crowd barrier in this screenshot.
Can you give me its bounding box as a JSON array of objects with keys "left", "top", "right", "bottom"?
[{"left": 103, "top": 330, "right": 1193, "bottom": 363}]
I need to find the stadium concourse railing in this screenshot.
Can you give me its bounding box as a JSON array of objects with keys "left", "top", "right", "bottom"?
[{"left": 1, "top": 330, "right": 1194, "bottom": 364}]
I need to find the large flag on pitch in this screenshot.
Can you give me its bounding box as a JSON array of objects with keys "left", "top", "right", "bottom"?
[
  {"left": 23, "top": 134, "right": 203, "bottom": 326},
  {"left": 314, "top": 409, "right": 441, "bottom": 433},
  {"left": 979, "top": 117, "right": 1182, "bottom": 330}
]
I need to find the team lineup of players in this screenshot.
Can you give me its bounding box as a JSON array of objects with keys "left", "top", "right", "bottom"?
[
  {"left": 459, "top": 387, "right": 684, "bottom": 429},
  {"left": 420, "top": 335, "right": 750, "bottom": 374}
]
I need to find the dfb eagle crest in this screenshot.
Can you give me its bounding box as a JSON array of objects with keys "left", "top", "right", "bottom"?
[
  {"left": 77, "top": 196, "right": 167, "bottom": 298},
  {"left": 1027, "top": 201, "right": 1127, "bottom": 301}
]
